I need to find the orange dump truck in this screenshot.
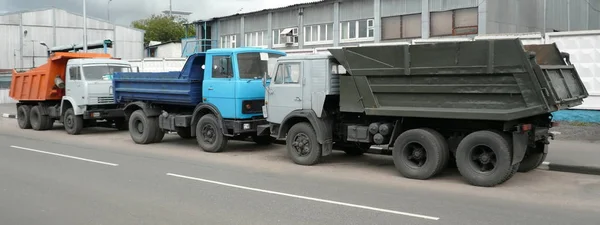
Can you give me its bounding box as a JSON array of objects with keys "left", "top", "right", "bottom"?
[{"left": 10, "top": 52, "right": 133, "bottom": 135}]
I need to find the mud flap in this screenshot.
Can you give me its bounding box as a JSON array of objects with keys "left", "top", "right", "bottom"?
[
  {"left": 512, "top": 131, "right": 529, "bottom": 166},
  {"left": 321, "top": 140, "right": 333, "bottom": 156}
]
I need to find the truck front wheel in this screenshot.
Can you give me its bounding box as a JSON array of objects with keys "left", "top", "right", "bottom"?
[
  {"left": 518, "top": 141, "right": 548, "bottom": 173},
  {"left": 286, "top": 122, "right": 322, "bottom": 165},
  {"left": 196, "top": 114, "right": 228, "bottom": 153},
  {"left": 392, "top": 128, "right": 448, "bottom": 180},
  {"left": 455, "top": 130, "right": 519, "bottom": 187},
  {"left": 63, "top": 108, "right": 83, "bottom": 134},
  {"left": 17, "top": 105, "right": 32, "bottom": 129},
  {"left": 128, "top": 109, "right": 157, "bottom": 144}
]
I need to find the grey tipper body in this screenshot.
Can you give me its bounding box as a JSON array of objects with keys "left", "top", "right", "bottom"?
[{"left": 263, "top": 38, "right": 589, "bottom": 187}]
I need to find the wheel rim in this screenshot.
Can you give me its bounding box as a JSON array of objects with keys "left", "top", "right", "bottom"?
[
  {"left": 201, "top": 123, "right": 216, "bottom": 144},
  {"left": 291, "top": 133, "right": 311, "bottom": 157},
  {"left": 468, "top": 145, "right": 497, "bottom": 173},
  {"left": 65, "top": 114, "right": 73, "bottom": 129},
  {"left": 133, "top": 119, "right": 144, "bottom": 134},
  {"left": 402, "top": 142, "right": 428, "bottom": 168}
]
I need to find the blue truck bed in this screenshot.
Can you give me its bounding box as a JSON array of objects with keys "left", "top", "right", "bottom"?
[{"left": 112, "top": 71, "right": 202, "bottom": 106}]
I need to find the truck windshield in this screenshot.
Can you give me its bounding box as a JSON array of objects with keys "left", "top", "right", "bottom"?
[
  {"left": 82, "top": 64, "right": 132, "bottom": 81},
  {"left": 237, "top": 52, "right": 283, "bottom": 79}
]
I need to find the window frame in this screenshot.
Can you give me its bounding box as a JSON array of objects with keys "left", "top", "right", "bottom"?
[
  {"left": 273, "top": 27, "right": 299, "bottom": 47},
  {"left": 219, "top": 34, "right": 237, "bottom": 48},
  {"left": 430, "top": 7, "right": 479, "bottom": 37},
  {"left": 304, "top": 23, "right": 334, "bottom": 45},
  {"left": 244, "top": 31, "right": 267, "bottom": 48},
  {"left": 272, "top": 62, "right": 302, "bottom": 86},
  {"left": 340, "top": 18, "right": 375, "bottom": 43},
  {"left": 68, "top": 66, "right": 81, "bottom": 81},
  {"left": 211, "top": 55, "right": 234, "bottom": 79}
]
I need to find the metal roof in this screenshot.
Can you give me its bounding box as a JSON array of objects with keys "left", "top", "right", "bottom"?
[{"left": 191, "top": 0, "right": 334, "bottom": 24}]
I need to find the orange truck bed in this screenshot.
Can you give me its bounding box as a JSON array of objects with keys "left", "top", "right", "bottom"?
[{"left": 10, "top": 52, "right": 112, "bottom": 101}]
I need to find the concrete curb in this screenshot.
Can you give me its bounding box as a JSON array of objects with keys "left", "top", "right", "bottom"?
[
  {"left": 1, "top": 113, "right": 16, "bottom": 119},
  {"left": 538, "top": 161, "right": 600, "bottom": 176}
]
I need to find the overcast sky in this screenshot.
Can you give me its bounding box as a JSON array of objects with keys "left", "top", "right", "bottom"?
[{"left": 0, "top": 0, "right": 317, "bottom": 26}]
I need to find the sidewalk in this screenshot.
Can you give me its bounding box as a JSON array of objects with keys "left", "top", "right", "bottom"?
[{"left": 0, "top": 103, "right": 16, "bottom": 118}]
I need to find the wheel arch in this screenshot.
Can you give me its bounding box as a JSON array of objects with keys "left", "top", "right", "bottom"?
[
  {"left": 191, "top": 103, "right": 227, "bottom": 137},
  {"left": 278, "top": 110, "right": 332, "bottom": 146},
  {"left": 123, "top": 101, "right": 162, "bottom": 120}
]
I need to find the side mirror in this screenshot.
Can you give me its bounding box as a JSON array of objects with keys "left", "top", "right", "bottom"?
[
  {"left": 54, "top": 75, "right": 65, "bottom": 89},
  {"left": 219, "top": 57, "right": 230, "bottom": 75}
]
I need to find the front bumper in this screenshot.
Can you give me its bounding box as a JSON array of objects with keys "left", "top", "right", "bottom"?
[
  {"left": 224, "top": 118, "right": 269, "bottom": 135},
  {"left": 83, "top": 109, "right": 125, "bottom": 120}
]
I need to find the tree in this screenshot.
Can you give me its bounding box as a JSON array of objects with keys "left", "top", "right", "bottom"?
[{"left": 131, "top": 14, "right": 195, "bottom": 45}]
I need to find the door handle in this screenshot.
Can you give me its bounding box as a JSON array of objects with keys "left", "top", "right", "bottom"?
[
  {"left": 294, "top": 97, "right": 301, "bottom": 101},
  {"left": 208, "top": 87, "right": 214, "bottom": 90}
]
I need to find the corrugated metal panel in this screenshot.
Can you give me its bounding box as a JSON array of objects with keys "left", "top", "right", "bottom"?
[
  {"left": 303, "top": 3, "right": 334, "bottom": 25},
  {"left": 21, "top": 9, "right": 53, "bottom": 26},
  {"left": 589, "top": 0, "right": 600, "bottom": 29},
  {"left": 87, "top": 29, "right": 115, "bottom": 42},
  {"left": 244, "top": 14, "right": 268, "bottom": 32},
  {"left": 272, "top": 9, "right": 298, "bottom": 29},
  {"left": 546, "top": 0, "right": 568, "bottom": 31},
  {"left": 115, "top": 25, "right": 144, "bottom": 59},
  {"left": 381, "top": 0, "right": 422, "bottom": 17},
  {"left": 55, "top": 27, "right": 83, "bottom": 47},
  {"left": 429, "top": 0, "right": 478, "bottom": 12},
  {"left": 339, "top": 0, "right": 374, "bottom": 21},
  {"left": 22, "top": 26, "right": 54, "bottom": 58},
  {"left": 218, "top": 18, "right": 241, "bottom": 35},
  {"left": 516, "top": 0, "right": 542, "bottom": 31},
  {"left": 569, "top": 0, "right": 588, "bottom": 30},
  {"left": 55, "top": 8, "right": 83, "bottom": 27},
  {"left": 86, "top": 17, "right": 114, "bottom": 30},
  {"left": 0, "top": 25, "right": 22, "bottom": 69},
  {"left": 0, "top": 14, "right": 21, "bottom": 25}
]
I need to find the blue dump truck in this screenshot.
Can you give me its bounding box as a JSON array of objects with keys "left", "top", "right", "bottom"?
[{"left": 112, "top": 48, "right": 286, "bottom": 152}]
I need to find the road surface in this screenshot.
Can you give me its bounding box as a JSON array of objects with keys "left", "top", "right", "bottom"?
[{"left": 1, "top": 118, "right": 599, "bottom": 224}]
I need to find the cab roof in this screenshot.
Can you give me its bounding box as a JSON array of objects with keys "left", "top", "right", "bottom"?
[{"left": 203, "top": 47, "right": 287, "bottom": 55}]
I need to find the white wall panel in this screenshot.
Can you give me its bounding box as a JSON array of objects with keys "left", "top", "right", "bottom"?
[
  {"left": 21, "top": 9, "right": 53, "bottom": 26},
  {"left": 0, "top": 25, "right": 22, "bottom": 69},
  {"left": 0, "top": 14, "right": 21, "bottom": 25}
]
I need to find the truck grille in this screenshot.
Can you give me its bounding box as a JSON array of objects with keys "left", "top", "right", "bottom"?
[
  {"left": 97, "top": 96, "right": 115, "bottom": 104},
  {"left": 242, "top": 100, "right": 263, "bottom": 114}
]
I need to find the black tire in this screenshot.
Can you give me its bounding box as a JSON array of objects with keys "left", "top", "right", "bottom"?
[
  {"left": 63, "top": 108, "right": 83, "bottom": 135},
  {"left": 195, "top": 114, "right": 228, "bottom": 152},
  {"left": 252, "top": 135, "right": 275, "bottom": 145},
  {"left": 455, "top": 130, "right": 516, "bottom": 187},
  {"left": 152, "top": 120, "right": 165, "bottom": 143},
  {"left": 342, "top": 143, "right": 370, "bottom": 156},
  {"left": 30, "top": 105, "right": 50, "bottom": 131},
  {"left": 176, "top": 127, "right": 194, "bottom": 139},
  {"left": 286, "top": 122, "right": 322, "bottom": 166},
  {"left": 518, "top": 142, "right": 548, "bottom": 173},
  {"left": 128, "top": 109, "right": 157, "bottom": 144},
  {"left": 17, "top": 105, "right": 32, "bottom": 129},
  {"left": 392, "top": 128, "right": 448, "bottom": 180}
]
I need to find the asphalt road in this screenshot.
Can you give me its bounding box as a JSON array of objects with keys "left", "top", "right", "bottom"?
[{"left": 1, "top": 118, "right": 600, "bottom": 224}]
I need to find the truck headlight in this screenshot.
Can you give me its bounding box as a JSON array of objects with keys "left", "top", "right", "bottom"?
[
  {"left": 91, "top": 112, "right": 100, "bottom": 118},
  {"left": 243, "top": 123, "right": 251, "bottom": 130}
]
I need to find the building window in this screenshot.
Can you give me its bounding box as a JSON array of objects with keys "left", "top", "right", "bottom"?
[
  {"left": 220, "top": 35, "right": 237, "bottom": 48},
  {"left": 273, "top": 27, "right": 299, "bottom": 46},
  {"left": 381, "top": 13, "right": 422, "bottom": 40},
  {"left": 304, "top": 23, "right": 333, "bottom": 44},
  {"left": 245, "top": 31, "right": 267, "bottom": 47},
  {"left": 340, "top": 19, "right": 374, "bottom": 42},
  {"left": 431, "top": 7, "right": 478, "bottom": 37}
]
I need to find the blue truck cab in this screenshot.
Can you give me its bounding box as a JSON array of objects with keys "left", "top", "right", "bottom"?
[{"left": 113, "top": 48, "right": 286, "bottom": 152}]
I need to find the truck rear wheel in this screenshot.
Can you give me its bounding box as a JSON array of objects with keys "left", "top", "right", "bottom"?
[
  {"left": 128, "top": 109, "right": 157, "bottom": 144},
  {"left": 17, "top": 105, "right": 32, "bottom": 129},
  {"left": 63, "top": 108, "right": 83, "bottom": 135},
  {"left": 286, "top": 122, "right": 322, "bottom": 165},
  {"left": 455, "top": 130, "right": 518, "bottom": 187},
  {"left": 518, "top": 142, "right": 548, "bottom": 173},
  {"left": 196, "top": 114, "right": 228, "bottom": 152},
  {"left": 30, "top": 105, "right": 52, "bottom": 131},
  {"left": 392, "top": 128, "right": 448, "bottom": 180}
]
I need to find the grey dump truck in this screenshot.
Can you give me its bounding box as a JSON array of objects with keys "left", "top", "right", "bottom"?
[{"left": 261, "top": 39, "right": 588, "bottom": 187}]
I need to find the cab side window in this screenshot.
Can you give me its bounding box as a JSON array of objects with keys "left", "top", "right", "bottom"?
[
  {"left": 212, "top": 56, "right": 232, "bottom": 78},
  {"left": 69, "top": 66, "right": 81, "bottom": 80},
  {"left": 273, "top": 63, "right": 301, "bottom": 85}
]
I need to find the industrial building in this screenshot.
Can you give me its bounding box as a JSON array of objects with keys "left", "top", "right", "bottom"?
[
  {"left": 0, "top": 7, "right": 145, "bottom": 71},
  {"left": 189, "top": 0, "right": 600, "bottom": 51}
]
